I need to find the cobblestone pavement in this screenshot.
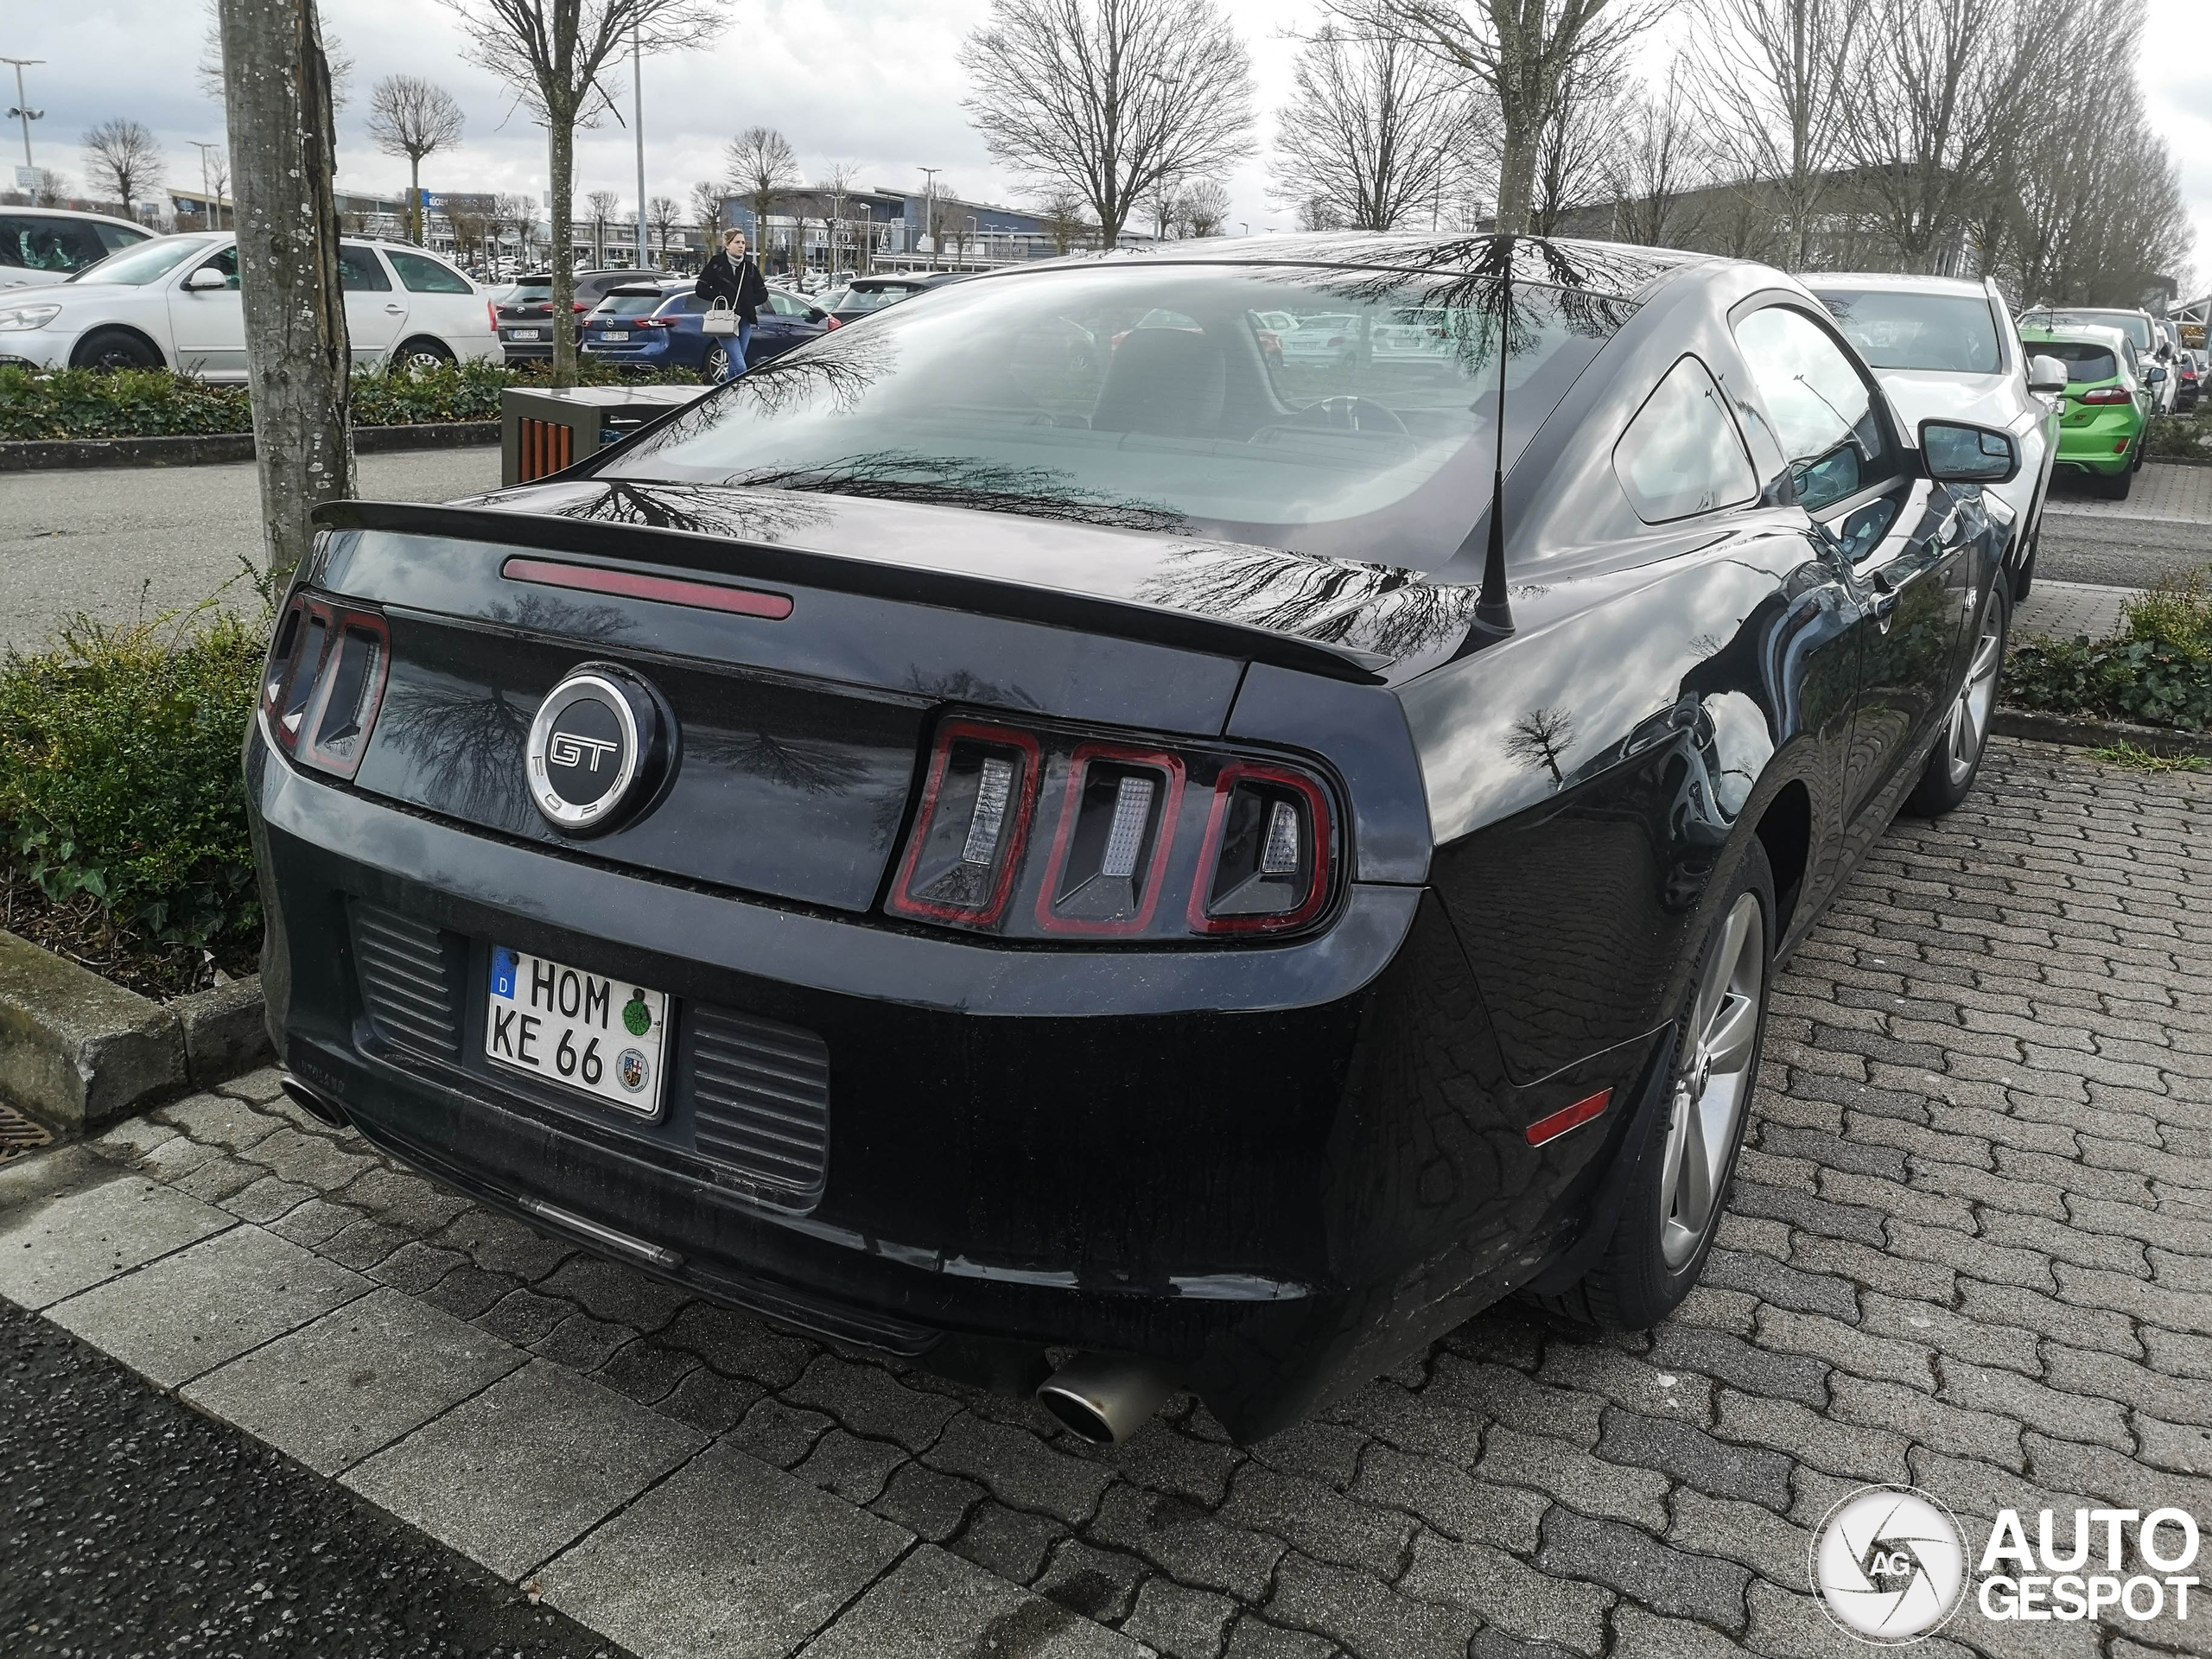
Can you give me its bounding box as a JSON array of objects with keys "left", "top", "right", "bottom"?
[
  {"left": 2012, "top": 581, "right": 2139, "bottom": 641},
  {"left": 2044, "top": 459, "right": 2212, "bottom": 523},
  {"left": 5, "top": 738, "right": 2210, "bottom": 1659}
]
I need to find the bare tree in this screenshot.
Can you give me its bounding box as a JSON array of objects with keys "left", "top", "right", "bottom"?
[
  {"left": 30, "top": 168, "right": 71, "bottom": 207},
  {"left": 586, "top": 188, "right": 620, "bottom": 264},
  {"left": 690, "top": 178, "right": 724, "bottom": 259},
  {"left": 442, "top": 0, "right": 732, "bottom": 384},
  {"left": 81, "top": 119, "right": 162, "bottom": 221},
  {"left": 447, "top": 207, "right": 488, "bottom": 264},
  {"left": 647, "top": 194, "right": 681, "bottom": 260},
  {"left": 1271, "top": 22, "right": 1474, "bottom": 231},
  {"left": 818, "top": 163, "right": 858, "bottom": 270},
  {"left": 963, "top": 0, "right": 1255, "bottom": 247},
  {"left": 1296, "top": 195, "right": 1346, "bottom": 231},
  {"left": 367, "top": 75, "right": 466, "bottom": 245},
  {"left": 205, "top": 149, "right": 231, "bottom": 226},
  {"left": 1688, "top": 0, "right": 1861, "bottom": 270},
  {"left": 1141, "top": 175, "right": 1185, "bottom": 239},
  {"left": 1181, "top": 179, "right": 1231, "bottom": 236},
  {"left": 1327, "top": 0, "right": 1673, "bottom": 235},
  {"left": 215, "top": 0, "right": 352, "bottom": 582},
  {"left": 1600, "top": 60, "right": 1707, "bottom": 247},
  {"left": 493, "top": 191, "right": 537, "bottom": 268},
  {"left": 727, "top": 124, "right": 798, "bottom": 270},
  {"left": 1525, "top": 52, "right": 1622, "bottom": 233},
  {"left": 1037, "top": 188, "right": 1092, "bottom": 253},
  {"left": 199, "top": 1, "right": 353, "bottom": 107},
  {"left": 1841, "top": 0, "right": 2043, "bottom": 274}
]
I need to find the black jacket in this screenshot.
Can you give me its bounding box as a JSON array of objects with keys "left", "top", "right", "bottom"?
[{"left": 696, "top": 250, "right": 768, "bottom": 324}]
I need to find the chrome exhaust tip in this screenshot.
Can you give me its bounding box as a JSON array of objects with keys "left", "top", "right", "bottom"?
[
  {"left": 279, "top": 1073, "right": 349, "bottom": 1128},
  {"left": 1035, "top": 1352, "right": 1179, "bottom": 1445}
]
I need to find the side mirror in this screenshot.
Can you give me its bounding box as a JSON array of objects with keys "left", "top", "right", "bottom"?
[
  {"left": 183, "top": 265, "right": 228, "bottom": 292},
  {"left": 1921, "top": 420, "right": 2018, "bottom": 485},
  {"left": 2025, "top": 354, "right": 2069, "bottom": 396},
  {"left": 2147, "top": 365, "right": 2168, "bottom": 385}
]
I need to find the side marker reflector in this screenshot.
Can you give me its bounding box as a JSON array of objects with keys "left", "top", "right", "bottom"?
[{"left": 1525, "top": 1089, "right": 1613, "bottom": 1147}]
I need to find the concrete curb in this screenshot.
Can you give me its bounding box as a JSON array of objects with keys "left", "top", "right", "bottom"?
[
  {"left": 1993, "top": 708, "right": 2212, "bottom": 759},
  {"left": 0, "top": 929, "right": 269, "bottom": 1132},
  {"left": 0, "top": 421, "right": 499, "bottom": 472}
]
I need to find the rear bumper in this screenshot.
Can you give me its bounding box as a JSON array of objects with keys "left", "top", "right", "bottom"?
[
  {"left": 250, "top": 731, "right": 1652, "bottom": 1436},
  {"left": 2055, "top": 410, "right": 2140, "bottom": 473}
]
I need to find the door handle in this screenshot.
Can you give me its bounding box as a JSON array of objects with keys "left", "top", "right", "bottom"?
[
  {"left": 385, "top": 303, "right": 405, "bottom": 314},
  {"left": 1869, "top": 570, "right": 1903, "bottom": 630}
]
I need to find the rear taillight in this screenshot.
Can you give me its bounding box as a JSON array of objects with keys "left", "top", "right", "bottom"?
[
  {"left": 2076, "top": 387, "right": 2131, "bottom": 405},
  {"left": 825, "top": 315, "right": 842, "bottom": 329},
  {"left": 487, "top": 301, "right": 499, "bottom": 332},
  {"left": 261, "top": 594, "right": 391, "bottom": 780},
  {"left": 888, "top": 715, "right": 1338, "bottom": 944},
  {"left": 636, "top": 317, "right": 672, "bottom": 329}
]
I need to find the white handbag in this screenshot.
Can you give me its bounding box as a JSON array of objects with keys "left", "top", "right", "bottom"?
[{"left": 702, "top": 297, "right": 738, "bottom": 337}]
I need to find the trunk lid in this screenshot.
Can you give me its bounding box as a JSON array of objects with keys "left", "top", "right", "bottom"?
[{"left": 312, "top": 484, "right": 1450, "bottom": 913}]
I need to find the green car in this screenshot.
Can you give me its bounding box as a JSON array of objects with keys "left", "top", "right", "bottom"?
[{"left": 2018, "top": 323, "right": 2150, "bottom": 499}]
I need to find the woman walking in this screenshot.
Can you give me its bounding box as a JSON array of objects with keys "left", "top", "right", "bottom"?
[{"left": 696, "top": 228, "right": 767, "bottom": 384}]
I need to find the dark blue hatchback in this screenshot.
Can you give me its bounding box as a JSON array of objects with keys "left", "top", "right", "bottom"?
[{"left": 582, "top": 282, "right": 837, "bottom": 378}]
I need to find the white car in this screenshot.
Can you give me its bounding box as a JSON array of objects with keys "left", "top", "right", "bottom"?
[
  {"left": 0, "top": 232, "right": 499, "bottom": 377},
  {"left": 1806, "top": 273, "right": 2065, "bottom": 599},
  {"left": 1, "top": 205, "right": 152, "bottom": 289}
]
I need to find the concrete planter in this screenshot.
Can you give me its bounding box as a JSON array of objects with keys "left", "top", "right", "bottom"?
[
  {"left": 0, "top": 420, "right": 499, "bottom": 473},
  {"left": 0, "top": 930, "right": 268, "bottom": 1132}
]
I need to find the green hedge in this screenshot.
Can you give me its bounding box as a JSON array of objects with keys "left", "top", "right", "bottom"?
[
  {"left": 0, "top": 597, "right": 268, "bottom": 979},
  {"left": 0, "top": 358, "right": 700, "bottom": 442},
  {"left": 2144, "top": 411, "right": 2212, "bottom": 461},
  {"left": 2007, "top": 574, "right": 2212, "bottom": 732}
]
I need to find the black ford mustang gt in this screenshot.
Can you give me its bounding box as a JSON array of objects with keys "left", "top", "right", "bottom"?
[{"left": 251, "top": 235, "right": 2019, "bottom": 1444}]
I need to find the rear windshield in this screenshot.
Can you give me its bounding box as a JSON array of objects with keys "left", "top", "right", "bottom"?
[
  {"left": 1815, "top": 289, "right": 2002, "bottom": 372},
  {"left": 509, "top": 282, "right": 553, "bottom": 303},
  {"left": 2033, "top": 310, "right": 2152, "bottom": 353},
  {"left": 67, "top": 236, "right": 212, "bottom": 286},
  {"left": 2027, "top": 339, "right": 2120, "bottom": 384},
  {"left": 595, "top": 291, "right": 671, "bottom": 316},
  {"left": 837, "top": 284, "right": 923, "bottom": 313},
  {"left": 600, "top": 258, "right": 1640, "bottom": 567}
]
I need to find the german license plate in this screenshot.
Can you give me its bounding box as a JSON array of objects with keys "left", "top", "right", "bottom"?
[
  {"left": 507, "top": 328, "right": 542, "bottom": 340},
  {"left": 486, "top": 946, "right": 670, "bottom": 1116},
  {"left": 601, "top": 330, "right": 628, "bottom": 341}
]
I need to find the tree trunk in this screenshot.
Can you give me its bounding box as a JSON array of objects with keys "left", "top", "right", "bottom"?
[
  {"left": 218, "top": 0, "right": 353, "bottom": 585},
  {"left": 550, "top": 118, "right": 577, "bottom": 386},
  {"left": 409, "top": 154, "right": 423, "bottom": 245},
  {"left": 1495, "top": 113, "right": 1534, "bottom": 235}
]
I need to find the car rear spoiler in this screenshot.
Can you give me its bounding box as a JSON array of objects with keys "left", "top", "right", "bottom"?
[{"left": 313, "top": 499, "right": 1393, "bottom": 685}]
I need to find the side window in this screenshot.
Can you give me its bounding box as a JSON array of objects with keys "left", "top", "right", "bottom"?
[
  {"left": 387, "top": 249, "right": 472, "bottom": 294},
  {"left": 1732, "top": 306, "right": 1890, "bottom": 513},
  {"left": 337, "top": 246, "right": 394, "bottom": 292},
  {"left": 1612, "top": 355, "right": 1759, "bottom": 523},
  {"left": 1, "top": 215, "right": 111, "bottom": 273},
  {"left": 95, "top": 223, "right": 147, "bottom": 254},
  {"left": 767, "top": 290, "right": 806, "bottom": 317}
]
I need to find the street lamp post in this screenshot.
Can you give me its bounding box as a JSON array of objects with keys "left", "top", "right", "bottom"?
[
  {"left": 915, "top": 167, "right": 942, "bottom": 270},
  {"left": 3, "top": 57, "right": 44, "bottom": 174},
  {"left": 190, "top": 140, "right": 221, "bottom": 228},
  {"left": 632, "top": 21, "right": 649, "bottom": 269}
]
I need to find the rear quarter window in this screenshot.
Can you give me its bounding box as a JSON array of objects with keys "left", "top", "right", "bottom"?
[
  {"left": 388, "top": 249, "right": 473, "bottom": 294},
  {"left": 1613, "top": 356, "right": 1760, "bottom": 523}
]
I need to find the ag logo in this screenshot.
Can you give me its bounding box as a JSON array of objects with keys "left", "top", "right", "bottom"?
[
  {"left": 1812, "top": 1485, "right": 1968, "bottom": 1644},
  {"left": 525, "top": 664, "right": 676, "bottom": 836}
]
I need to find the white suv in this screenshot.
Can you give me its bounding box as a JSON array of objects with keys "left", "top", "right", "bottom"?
[
  {"left": 0, "top": 232, "right": 498, "bottom": 377},
  {"left": 0, "top": 206, "right": 151, "bottom": 289},
  {"left": 1805, "top": 273, "right": 2064, "bottom": 599}
]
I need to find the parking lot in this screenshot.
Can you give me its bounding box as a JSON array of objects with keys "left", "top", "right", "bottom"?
[{"left": 4, "top": 737, "right": 2207, "bottom": 1659}]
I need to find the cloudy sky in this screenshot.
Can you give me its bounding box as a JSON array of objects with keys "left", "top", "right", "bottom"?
[{"left": 7, "top": 0, "right": 2207, "bottom": 289}]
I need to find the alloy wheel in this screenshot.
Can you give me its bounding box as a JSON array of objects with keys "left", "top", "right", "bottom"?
[
  {"left": 1658, "top": 892, "right": 1764, "bottom": 1269},
  {"left": 1944, "top": 594, "right": 2005, "bottom": 787}
]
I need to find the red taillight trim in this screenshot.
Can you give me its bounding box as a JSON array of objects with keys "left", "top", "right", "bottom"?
[
  {"left": 825, "top": 315, "right": 842, "bottom": 329},
  {"left": 1033, "top": 742, "right": 1187, "bottom": 937},
  {"left": 2075, "top": 387, "right": 2131, "bottom": 405},
  {"left": 296, "top": 611, "right": 392, "bottom": 779},
  {"left": 1525, "top": 1089, "right": 1612, "bottom": 1147},
  {"left": 501, "top": 556, "right": 794, "bottom": 620},
  {"left": 1186, "top": 760, "right": 1334, "bottom": 936},
  {"left": 887, "top": 721, "right": 1044, "bottom": 928}
]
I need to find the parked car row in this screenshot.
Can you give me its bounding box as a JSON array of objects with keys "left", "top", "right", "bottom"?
[{"left": 577, "top": 276, "right": 838, "bottom": 378}]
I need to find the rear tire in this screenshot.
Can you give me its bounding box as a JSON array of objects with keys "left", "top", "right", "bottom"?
[
  {"left": 2097, "top": 466, "right": 2133, "bottom": 499},
  {"left": 1905, "top": 577, "right": 2009, "bottom": 817},
  {"left": 1534, "top": 842, "right": 1776, "bottom": 1332},
  {"left": 394, "top": 336, "right": 454, "bottom": 370},
  {"left": 69, "top": 328, "right": 162, "bottom": 372}
]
